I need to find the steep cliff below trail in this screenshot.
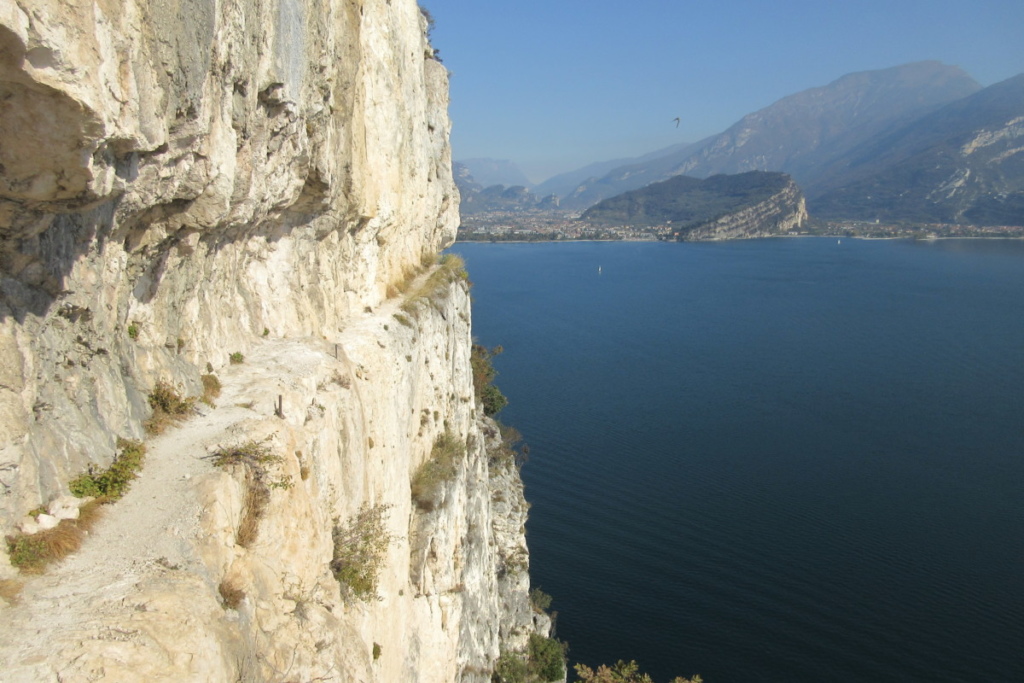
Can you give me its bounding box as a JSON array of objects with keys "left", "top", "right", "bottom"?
[{"left": 0, "top": 0, "right": 544, "bottom": 680}]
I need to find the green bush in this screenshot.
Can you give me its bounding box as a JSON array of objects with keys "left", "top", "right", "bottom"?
[
  {"left": 528, "top": 634, "right": 566, "bottom": 682},
  {"left": 471, "top": 344, "right": 508, "bottom": 416},
  {"left": 529, "top": 587, "right": 553, "bottom": 613},
  {"left": 493, "top": 651, "right": 529, "bottom": 683},
  {"left": 331, "top": 504, "right": 394, "bottom": 601},
  {"left": 69, "top": 438, "right": 146, "bottom": 500},
  {"left": 229, "top": 351, "right": 244, "bottom": 364}
]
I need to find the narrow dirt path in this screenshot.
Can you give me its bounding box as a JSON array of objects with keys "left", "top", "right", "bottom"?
[{"left": 0, "top": 278, "right": 421, "bottom": 679}]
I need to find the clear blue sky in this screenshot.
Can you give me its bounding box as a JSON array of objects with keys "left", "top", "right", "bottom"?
[{"left": 423, "top": 0, "right": 1024, "bottom": 184}]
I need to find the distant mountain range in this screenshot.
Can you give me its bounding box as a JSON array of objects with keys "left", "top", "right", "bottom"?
[
  {"left": 458, "top": 61, "right": 1024, "bottom": 226},
  {"left": 455, "top": 158, "right": 533, "bottom": 189},
  {"left": 811, "top": 73, "right": 1024, "bottom": 223}
]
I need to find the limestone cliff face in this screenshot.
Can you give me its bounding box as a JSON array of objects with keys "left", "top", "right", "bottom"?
[
  {"left": 682, "top": 178, "right": 808, "bottom": 241},
  {"left": 0, "top": 1, "right": 539, "bottom": 680}
]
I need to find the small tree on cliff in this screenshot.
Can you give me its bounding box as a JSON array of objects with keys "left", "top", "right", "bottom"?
[{"left": 471, "top": 344, "right": 508, "bottom": 416}]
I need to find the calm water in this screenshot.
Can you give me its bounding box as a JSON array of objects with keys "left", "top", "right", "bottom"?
[{"left": 450, "top": 238, "right": 1024, "bottom": 683}]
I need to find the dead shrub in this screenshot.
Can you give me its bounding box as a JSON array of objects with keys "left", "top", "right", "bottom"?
[
  {"left": 144, "top": 381, "right": 196, "bottom": 435},
  {"left": 208, "top": 440, "right": 284, "bottom": 548},
  {"left": 201, "top": 374, "right": 222, "bottom": 405},
  {"left": 219, "top": 579, "right": 246, "bottom": 609}
]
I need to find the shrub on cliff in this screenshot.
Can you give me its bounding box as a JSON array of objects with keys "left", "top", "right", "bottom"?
[
  {"left": 411, "top": 431, "right": 466, "bottom": 510},
  {"left": 471, "top": 344, "right": 507, "bottom": 416},
  {"left": 331, "top": 503, "right": 394, "bottom": 601}
]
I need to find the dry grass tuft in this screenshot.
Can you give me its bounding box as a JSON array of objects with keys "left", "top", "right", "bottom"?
[
  {"left": 201, "top": 373, "right": 222, "bottom": 406},
  {"left": 219, "top": 578, "right": 246, "bottom": 609},
  {"left": 144, "top": 381, "right": 196, "bottom": 435},
  {"left": 236, "top": 470, "right": 271, "bottom": 548},
  {"left": 7, "top": 519, "right": 84, "bottom": 574},
  {"left": 208, "top": 440, "right": 284, "bottom": 548}
]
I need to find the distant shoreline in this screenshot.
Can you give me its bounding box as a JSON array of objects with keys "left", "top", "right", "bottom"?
[{"left": 454, "top": 234, "right": 1024, "bottom": 245}]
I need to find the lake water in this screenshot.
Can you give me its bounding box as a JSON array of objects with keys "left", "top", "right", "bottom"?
[{"left": 450, "top": 238, "right": 1024, "bottom": 683}]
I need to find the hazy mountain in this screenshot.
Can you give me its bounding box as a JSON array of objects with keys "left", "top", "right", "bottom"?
[
  {"left": 453, "top": 162, "right": 555, "bottom": 215},
  {"left": 562, "top": 62, "right": 981, "bottom": 210},
  {"left": 812, "top": 73, "right": 1024, "bottom": 224},
  {"left": 533, "top": 141, "right": 695, "bottom": 198},
  {"left": 453, "top": 161, "right": 483, "bottom": 195},
  {"left": 456, "top": 158, "right": 533, "bottom": 188}
]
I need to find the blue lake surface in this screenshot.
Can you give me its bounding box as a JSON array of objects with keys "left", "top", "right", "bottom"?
[{"left": 450, "top": 238, "right": 1024, "bottom": 683}]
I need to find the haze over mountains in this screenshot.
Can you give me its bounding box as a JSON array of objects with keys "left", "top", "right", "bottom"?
[{"left": 456, "top": 61, "right": 1024, "bottom": 226}]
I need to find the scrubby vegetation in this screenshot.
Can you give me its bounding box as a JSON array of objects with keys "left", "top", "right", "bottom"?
[
  {"left": 201, "top": 373, "right": 222, "bottom": 405},
  {"left": 7, "top": 438, "right": 145, "bottom": 574},
  {"left": 331, "top": 503, "right": 394, "bottom": 601},
  {"left": 574, "top": 660, "right": 702, "bottom": 683},
  {"left": 529, "top": 587, "right": 553, "bottom": 613},
  {"left": 229, "top": 351, "right": 245, "bottom": 364},
  {"left": 411, "top": 431, "right": 466, "bottom": 510},
  {"left": 208, "top": 440, "right": 288, "bottom": 547},
  {"left": 471, "top": 344, "right": 508, "bottom": 416},
  {"left": 69, "top": 438, "right": 146, "bottom": 500},
  {"left": 492, "top": 635, "right": 567, "bottom": 683},
  {"left": 400, "top": 253, "right": 469, "bottom": 319},
  {"left": 144, "top": 381, "right": 196, "bottom": 435},
  {"left": 6, "top": 500, "right": 104, "bottom": 574}
]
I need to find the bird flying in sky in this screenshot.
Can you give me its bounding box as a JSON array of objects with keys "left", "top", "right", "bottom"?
[{"left": 673, "top": 117, "right": 681, "bottom": 128}]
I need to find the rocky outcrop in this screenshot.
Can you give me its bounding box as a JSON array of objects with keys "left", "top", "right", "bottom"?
[
  {"left": 681, "top": 178, "right": 807, "bottom": 241},
  {"left": 581, "top": 170, "right": 807, "bottom": 240},
  {"left": 0, "top": 0, "right": 540, "bottom": 680}
]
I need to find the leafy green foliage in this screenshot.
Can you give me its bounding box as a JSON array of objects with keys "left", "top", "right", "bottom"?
[
  {"left": 529, "top": 587, "right": 553, "bottom": 613},
  {"left": 229, "top": 351, "right": 244, "bottom": 364},
  {"left": 493, "top": 651, "right": 530, "bottom": 683},
  {"left": 69, "top": 439, "right": 146, "bottom": 500},
  {"left": 528, "top": 634, "right": 566, "bottom": 682},
  {"left": 471, "top": 344, "right": 507, "bottom": 416},
  {"left": 331, "top": 504, "right": 394, "bottom": 601}
]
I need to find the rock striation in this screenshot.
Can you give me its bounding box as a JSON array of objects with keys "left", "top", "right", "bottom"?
[{"left": 0, "top": 0, "right": 542, "bottom": 680}]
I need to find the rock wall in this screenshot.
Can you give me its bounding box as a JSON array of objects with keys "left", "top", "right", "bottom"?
[
  {"left": 684, "top": 178, "right": 808, "bottom": 241},
  {"left": 0, "top": 0, "right": 542, "bottom": 680}
]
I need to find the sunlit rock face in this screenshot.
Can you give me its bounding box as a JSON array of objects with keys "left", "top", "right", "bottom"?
[{"left": 0, "top": 1, "right": 542, "bottom": 680}]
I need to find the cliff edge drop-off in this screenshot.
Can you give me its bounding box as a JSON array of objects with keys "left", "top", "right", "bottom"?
[{"left": 0, "top": 1, "right": 547, "bottom": 679}]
